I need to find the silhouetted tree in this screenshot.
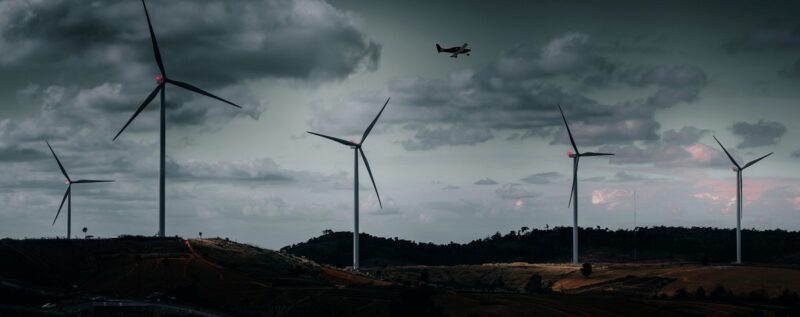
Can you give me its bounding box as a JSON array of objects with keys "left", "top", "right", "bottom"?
[
  {"left": 580, "top": 263, "right": 592, "bottom": 278},
  {"left": 520, "top": 226, "right": 530, "bottom": 235},
  {"left": 199, "top": 232, "right": 202, "bottom": 238},
  {"left": 673, "top": 287, "right": 690, "bottom": 299},
  {"left": 710, "top": 284, "right": 728, "bottom": 300},
  {"left": 524, "top": 273, "right": 544, "bottom": 293},
  {"left": 695, "top": 287, "right": 706, "bottom": 299},
  {"left": 82, "top": 227, "right": 88, "bottom": 239},
  {"left": 282, "top": 227, "right": 800, "bottom": 267}
]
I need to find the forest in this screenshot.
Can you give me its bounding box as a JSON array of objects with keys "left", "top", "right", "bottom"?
[{"left": 282, "top": 226, "right": 800, "bottom": 267}]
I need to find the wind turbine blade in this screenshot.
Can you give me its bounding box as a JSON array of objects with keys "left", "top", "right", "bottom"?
[
  {"left": 581, "top": 152, "right": 614, "bottom": 157},
  {"left": 45, "top": 141, "right": 70, "bottom": 182},
  {"left": 113, "top": 85, "right": 161, "bottom": 141},
  {"left": 73, "top": 180, "right": 115, "bottom": 184},
  {"left": 359, "top": 148, "right": 382, "bottom": 208},
  {"left": 713, "top": 136, "right": 741, "bottom": 169},
  {"left": 166, "top": 79, "right": 241, "bottom": 108},
  {"left": 53, "top": 187, "right": 70, "bottom": 226},
  {"left": 360, "top": 97, "right": 390, "bottom": 144},
  {"left": 558, "top": 104, "right": 579, "bottom": 154},
  {"left": 141, "top": 0, "right": 166, "bottom": 76},
  {"left": 307, "top": 131, "right": 358, "bottom": 146},
  {"left": 743, "top": 152, "right": 773, "bottom": 169}
]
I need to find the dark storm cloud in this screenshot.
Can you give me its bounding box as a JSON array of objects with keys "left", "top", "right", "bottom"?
[
  {"left": 730, "top": 120, "right": 787, "bottom": 148},
  {"left": 520, "top": 172, "right": 561, "bottom": 184},
  {"left": 599, "top": 126, "right": 726, "bottom": 168},
  {"left": 166, "top": 158, "right": 294, "bottom": 183},
  {"left": 779, "top": 58, "right": 800, "bottom": 79},
  {"left": 661, "top": 126, "right": 710, "bottom": 146},
  {"left": 163, "top": 157, "right": 361, "bottom": 192},
  {"left": 792, "top": 149, "right": 800, "bottom": 159},
  {"left": 399, "top": 124, "right": 493, "bottom": 151},
  {"left": 723, "top": 24, "right": 800, "bottom": 53},
  {"left": 474, "top": 178, "right": 498, "bottom": 185},
  {"left": 589, "top": 34, "right": 667, "bottom": 55},
  {"left": 0, "top": 144, "right": 47, "bottom": 162},
  {"left": 0, "top": 0, "right": 379, "bottom": 82},
  {"left": 0, "top": 0, "right": 380, "bottom": 125},
  {"left": 312, "top": 32, "right": 708, "bottom": 150}
]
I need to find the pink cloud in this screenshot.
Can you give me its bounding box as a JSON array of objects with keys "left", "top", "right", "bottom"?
[
  {"left": 591, "top": 188, "right": 633, "bottom": 211},
  {"left": 692, "top": 176, "right": 800, "bottom": 214}
]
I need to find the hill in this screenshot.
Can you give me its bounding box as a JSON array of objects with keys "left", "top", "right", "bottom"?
[
  {"left": 1, "top": 236, "right": 797, "bottom": 316},
  {"left": 0, "top": 237, "right": 385, "bottom": 316},
  {"left": 281, "top": 226, "right": 800, "bottom": 267}
]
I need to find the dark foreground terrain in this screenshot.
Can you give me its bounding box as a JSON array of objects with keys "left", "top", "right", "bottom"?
[{"left": 1, "top": 237, "right": 798, "bottom": 316}]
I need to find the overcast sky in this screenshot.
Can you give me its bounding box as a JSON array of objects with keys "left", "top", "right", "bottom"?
[{"left": 1, "top": 0, "right": 800, "bottom": 249}]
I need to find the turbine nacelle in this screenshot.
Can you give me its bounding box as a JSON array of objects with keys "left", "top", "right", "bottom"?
[
  {"left": 567, "top": 150, "right": 576, "bottom": 158},
  {"left": 732, "top": 165, "right": 739, "bottom": 172},
  {"left": 64, "top": 178, "right": 70, "bottom": 185},
  {"left": 154, "top": 74, "right": 165, "bottom": 84}
]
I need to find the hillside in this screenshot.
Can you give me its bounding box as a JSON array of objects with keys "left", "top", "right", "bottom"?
[
  {"left": 0, "top": 237, "right": 386, "bottom": 316},
  {"left": 1, "top": 236, "right": 797, "bottom": 316},
  {"left": 282, "top": 227, "right": 800, "bottom": 267}
]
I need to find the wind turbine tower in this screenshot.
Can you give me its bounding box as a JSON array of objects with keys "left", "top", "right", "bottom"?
[
  {"left": 558, "top": 105, "right": 614, "bottom": 264},
  {"left": 307, "top": 98, "right": 390, "bottom": 269},
  {"left": 713, "top": 136, "right": 772, "bottom": 265}
]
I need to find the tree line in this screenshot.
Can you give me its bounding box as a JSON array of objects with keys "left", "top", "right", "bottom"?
[{"left": 281, "top": 226, "right": 800, "bottom": 267}]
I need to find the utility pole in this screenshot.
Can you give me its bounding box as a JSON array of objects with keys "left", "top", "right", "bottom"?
[{"left": 633, "top": 189, "right": 637, "bottom": 262}]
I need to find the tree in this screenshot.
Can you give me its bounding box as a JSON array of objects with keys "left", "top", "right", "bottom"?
[
  {"left": 524, "top": 273, "right": 544, "bottom": 293},
  {"left": 199, "top": 232, "right": 203, "bottom": 238},
  {"left": 322, "top": 229, "right": 334, "bottom": 235},
  {"left": 580, "top": 263, "right": 592, "bottom": 278},
  {"left": 673, "top": 287, "right": 690, "bottom": 299},
  {"left": 82, "top": 227, "right": 88, "bottom": 239},
  {"left": 695, "top": 287, "right": 706, "bottom": 299},
  {"left": 520, "top": 226, "right": 530, "bottom": 235},
  {"left": 709, "top": 284, "right": 728, "bottom": 300}
]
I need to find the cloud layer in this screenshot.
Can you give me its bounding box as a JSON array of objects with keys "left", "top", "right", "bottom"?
[
  {"left": 731, "top": 120, "right": 787, "bottom": 149},
  {"left": 311, "top": 32, "right": 708, "bottom": 151}
]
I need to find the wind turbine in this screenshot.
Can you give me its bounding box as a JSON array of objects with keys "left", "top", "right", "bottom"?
[
  {"left": 113, "top": 0, "right": 241, "bottom": 237},
  {"left": 558, "top": 105, "right": 614, "bottom": 264},
  {"left": 307, "top": 98, "right": 390, "bottom": 270},
  {"left": 713, "top": 136, "right": 772, "bottom": 265},
  {"left": 46, "top": 141, "right": 114, "bottom": 239}
]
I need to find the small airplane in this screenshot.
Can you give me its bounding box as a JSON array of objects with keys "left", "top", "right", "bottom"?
[{"left": 436, "top": 43, "right": 471, "bottom": 58}]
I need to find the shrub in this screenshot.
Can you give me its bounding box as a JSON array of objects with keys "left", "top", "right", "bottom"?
[
  {"left": 524, "top": 274, "right": 545, "bottom": 293},
  {"left": 695, "top": 287, "right": 706, "bottom": 299},
  {"left": 673, "top": 287, "right": 690, "bottom": 299},
  {"left": 580, "top": 263, "right": 592, "bottom": 278},
  {"left": 709, "top": 284, "right": 728, "bottom": 300}
]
